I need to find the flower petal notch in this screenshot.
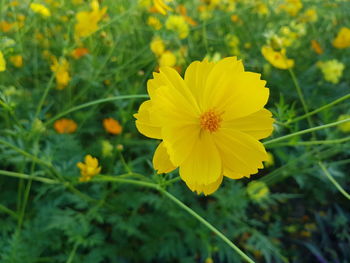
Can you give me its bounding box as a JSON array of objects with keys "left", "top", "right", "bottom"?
[{"left": 134, "top": 56, "right": 274, "bottom": 195}]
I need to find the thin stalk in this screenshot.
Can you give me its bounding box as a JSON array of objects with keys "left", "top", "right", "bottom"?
[
  {"left": 285, "top": 93, "right": 350, "bottom": 125},
  {"left": 318, "top": 162, "right": 350, "bottom": 200},
  {"left": 34, "top": 74, "right": 55, "bottom": 119},
  {"left": 264, "top": 117, "right": 350, "bottom": 146},
  {"left": 93, "top": 176, "right": 255, "bottom": 262},
  {"left": 66, "top": 242, "right": 79, "bottom": 263},
  {"left": 0, "top": 139, "right": 52, "bottom": 168},
  {"left": 45, "top": 94, "right": 148, "bottom": 125},
  {"left": 0, "top": 170, "right": 59, "bottom": 184},
  {"left": 0, "top": 203, "right": 18, "bottom": 219},
  {"left": 160, "top": 190, "right": 255, "bottom": 263},
  {"left": 267, "top": 136, "right": 350, "bottom": 147}
]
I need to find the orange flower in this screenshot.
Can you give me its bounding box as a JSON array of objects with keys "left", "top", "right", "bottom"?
[
  {"left": 103, "top": 118, "right": 122, "bottom": 135},
  {"left": 54, "top": 118, "right": 77, "bottom": 134},
  {"left": 311, "top": 40, "right": 323, "bottom": 54},
  {"left": 71, "top": 47, "right": 89, "bottom": 59},
  {"left": 178, "top": 5, "right": 197, "bottom": 26}
]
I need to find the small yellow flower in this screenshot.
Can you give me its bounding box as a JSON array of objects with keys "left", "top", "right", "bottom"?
[
  {"left": 0, "top": 51, "right": 6, "bottom": 72},
  {"left": 299, "top": 8, "right": 317, "bottom": 23},
  {"left": 317, "top": 59, "right": 345, "bottom": 84},
  {"left": 77, "top": 155, "right": 101, "bottom": 182},
  {"left": 30, "top": 3, "right": 51, "bottom": 17},
  {"left": 158, "top": 50, "right": 176, "bottom": 67},
  {"left": 261, "top": 45, "right": 294, "bottom": 70},
  {"left": 165, "top": 15, "right": 189, "bottom": 39},
  {"left": 332, "top": 27, "right": 350, "bottom": 49},
  {"left": 337, "top": 114, "right": 350, "bottom": 133},
  {"left": 247, "top": 181, "right": 270, "bottom": 201},
  {"left": 147, "top": 16, "right": 162, "bottom": 30},
  {"left": 153, "top": 0, "right": 172, "bottom": 15},
  {"left": 50, "top": 57, "right": 71, "bottom": 89},
  {"left": 134, "top": 57, "right": 274, "bottom": 195},
  {"left": 10, "top": 55, "right": 23, "bottom": 68},
  {"left": 74, "top": 0, "right": 107, "bottom": 39},
  {"left": 150, "top": 37, "right": 165, "bottom": 56},
  {"left": 278, "top": 0, "right": 303, "bottom": 16}
]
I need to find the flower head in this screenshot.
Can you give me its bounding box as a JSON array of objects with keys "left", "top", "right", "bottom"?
[
  {"left": 0, "top": 51, "right": 6, "bottom": 72},
  {"left": 77, "top": 155, "right": 101, "bottom": 182},
  {"left": 311, "top": 40, "right": 323, "bottom": 54},
  {"left": 165, "top": 15, "right": 189, "bottom": 39},
  {"left": 150, "top": 37, "right": 165, "bottom": 56},
  {"left": 30, "top": 3, "right": 51, "bottom": 17},
  {"left": 103, "top": 118, "right": 122, "bottom": 135},
  {"left": 317, "top": 59, "right": 345, "bottom": 84},
  {"left": 74, "top": 0, "right": 107, "bottom": 40},
  {"left": 71, "top": 47, "right": 89, "bottom": 59},
  {"left": 332, "top": 27, "right": 350, "bottom": 49},
  {"left": 134, "top": 57, "right": 274, "bottom": 195},
  {"left": 54, "top": 118, "right": 77, "bottom": 134},
  {"left": 261, "top": 45, "right": 294, "bottom": 70},
  {"left": 50, "top": 57, "right": 71, "bottom": 89},
  {"left": 10, "top": 55, "right": 23, "bottom": 68},
  {"left": 159, "top": 50, "right": 176, "bottom": 67},
  {"left": 153, "top": 0, "right": 172, "bottom": 15}
]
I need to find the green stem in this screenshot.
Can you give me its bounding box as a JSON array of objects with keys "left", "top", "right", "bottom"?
[
  {"left": 65, "top": 242, "right": 79, "bottom": 263},
  {"left": 0, "top": 139, "right": 52, "bottom": 168},
  {"left": 264, "top": 118, "right": 350, "bottom": 146},
  {"left": 34, "top": 74, "right": 55, "bottom": 119},
  {"left": 0, "top": 170, "right": 59, "bottom": 184},
  {"left": 45, "top": 94, "right": 148, "bottom": 125},
  {"left": 267, "top": 136, "right": 350, "bottom": 147},
  {"left": 160, "top": 190, "right": 255, "bottom": 263},
  {"left": 93, "top": 176, "right": 254, "bottom": 262},
  {"left": 318, "top": 162, "right": 350, "bottom": 200},
  {"left": 0, "top": 203, "right": 18, "bottom": 219},
  {"left": 285, "top": 93, "right": 350, "bottom": 125}
]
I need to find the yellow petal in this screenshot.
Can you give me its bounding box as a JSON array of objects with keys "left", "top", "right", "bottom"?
[
  {"left": 0, "top": 51, "right": 6, "bottom": 72},
  {"left": 223, "top": 109, "right": 274, "bottom": 139},
  {"left": 134, "top": 100, "right": 162, "bottom": 139},
  {"left": 203, "top": 57, "right": 269, "bottom": 120},
  {"left": 184, "top": 60, "right": 215, "bottom": 110},
  {"left": 179, "top": 131, "right": 222, "bottom": 187},
  {"left": 214, "top": 129, "right": 267, "bottom": 177},
  {"left": 162, "top": 124, "right": 200, "bottom": 165},
  {"left": 153, "top": 141, "right": 177, "bottom": 174},
  {"left": 185, "top": 174, "right": 223, "bottom": 195}
]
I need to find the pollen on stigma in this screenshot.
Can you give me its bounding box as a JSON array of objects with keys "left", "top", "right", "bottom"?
[{"left": 200, "top": 110, "right": 222, "bottom": 132}]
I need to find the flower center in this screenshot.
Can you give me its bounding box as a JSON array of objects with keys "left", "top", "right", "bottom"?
[{"left": 200, "top": 110, "right": 222, "bottom": 132}]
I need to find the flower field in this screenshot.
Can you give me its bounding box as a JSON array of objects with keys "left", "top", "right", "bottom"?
[{"left": 0, "top": 0, "right": 350, "bottom": 262}]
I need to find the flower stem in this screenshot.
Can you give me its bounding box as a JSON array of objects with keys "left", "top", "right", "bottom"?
[
  {"left": 318, "top": 161, "right": 350, "bottom": 200},
  {"left": 45, "top": 94, "right": 149, "bottom": 125},
  {"left": 264, "top": 117, "right": 350, "bottom": 146},
  {"left": 160, "top": 189, "right": 255, "bottom": 263},
  {"left": 285, "top": 93, "right": 350, "bottom": 125}
]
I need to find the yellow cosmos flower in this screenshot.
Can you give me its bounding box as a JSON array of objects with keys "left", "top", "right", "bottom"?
[
  {"left": 159, "top": 50, "right": 176, "bottom": 67},
  {"left": 10, "top": 55, "right": 23, "bottom": 68},
  {"left": 261, "top": 45, "right": 294, "bottom": 70},
  {"left": 74, "top": 0, "right": 107, "bottom": 39},
  {"left": 134, "top": 57, "right": 274, "bottom": 195},
  {"left": 278, "top": 0, "right": 303, "bottom": 16},
  {"left": 150, "top": 37, "right": 165, "bottom": 56},
  {"left": 317, "top": 59, "right": 345, "bottom": 84},
  {"left": 0, "top": 51, "right": 6, "bottom": 72},
  {"left": 147, "top": 16, "right": 162, "bottom": 30},
  {"left": 153, "top": 0, "right": 172, "bottom": 15},
  {"left": 30, "top": 3, "right": 51, "bottom": 17},
  {"left": 332, "top": 27, "right": 350, "bottom": 49},
  {"left": 77, "top": 155, "right": 101, "bottom": 182},
  {"left": 50, "top": 57, "right": 71, "bottom": 89},
  {"left": 165, "top": 15, "right": 189, "bottom": 39}
]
